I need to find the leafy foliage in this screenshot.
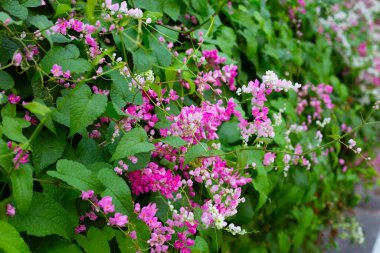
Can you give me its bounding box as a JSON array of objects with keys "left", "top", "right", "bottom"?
[{"left": 0, "top": 0, "right": 379, "bottom": 252}]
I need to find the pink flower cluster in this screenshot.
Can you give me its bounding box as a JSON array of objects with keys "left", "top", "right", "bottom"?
[
  {"left": 76, "top": 191, "right": 129, "bottom": 233},
  {"left": 50, "top": 64, "right": 75, "bottom": 89},
  {"left": 6, "top": 203, "right": 16, "bottom": 217},
  {"left": 187, "top": 157, "right": 251, "bottom": 229},
  {"left": 185, "top": 50, "right": 238, "bottom": 93},
  {"left": 103, "top": 0, "right": 143, "bottom": 18},
  {"left": 297, "top": 83, "right": 334, "bottom": 119},
  {"left": 128, "top": 162, "right": 182, "bottom": 198},
  {"left": 7, "top": 94, "right": 20, "bottom": 104},
  {"left": 51, "top": 18, "right": 100, "bottom": 58},
  {"left": 164, "top": 98, "right": 237, "bottom": 144},
  {"left": 134, "top": 202, "right": 198, "bottom": 253},
  {"left": 7, "top": 142, "right": 29, "bottom": 169},
  {"left": 135, "top": 203, "right": 172, "bottom": 252},
  {"left": 263, "top": 152, "right": 276, "bottom": 166},
  {"left": 235, "top": 71, "right": 302, "bottom": 143},
  {"left": 121, "top": 93, "right": 158, "bottom": 133}
]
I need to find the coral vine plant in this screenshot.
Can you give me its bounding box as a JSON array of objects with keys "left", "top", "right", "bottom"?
[{"left": 0, "top": 0, "right": 379, "bottom": 253}]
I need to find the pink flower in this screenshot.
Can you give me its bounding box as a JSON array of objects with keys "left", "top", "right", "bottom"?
[
  {"left": 357, "top": 42, "right": 367, "bottom": 57},
  {"left": 63, "top": 70, "right": 71, "bottom": 79},
  {"left": 109, "top": 212, "right": 129, "bottom": 227},
  {"left": 8, "top": 94, "right": 20, "bottom": 104},
  {"left": 85, "top": 211, "right": 98, "bottom": 221},
  {"left": 169, "top": 90, "right": 179, "bottom": 101},
  {"left": 130, "top": 231, "right": 137, "bottom": 240},
  {"left": 128, "top": 156, "right": 138, "bottom": 164},
  {"left": 51, "top": 64, "right": 63, "bottom": 77},
  {"left": 81, "top": 190, "right": 94, "bottom": 200},
  {"left": 297, "top": 0, "right": 306, "bottom": 7},
  {"left": 98, "top": 196, "right": 115, "bottom": 214},
  {"left": 6, "top": 204, "right": 16, "bottom": 217},
  {"left": 128, "top": 162, "right": 182, "bottom": 198},
  {"left": 52, "top": 19, "right": 69, "bottom": 35},
  {"left": 13, "top": 52, "right": 23, "bottom": 66},
  {"left": 75, "top": 224, "right": 86, "bottom": 233},
  {"left": 263, "top": 152, "right": 276, "bottom": 166},
  {"left": 12, "top": 147, "right": 29, "bottom": 169},
  {"left": 71, "top": 19, "right": 84, "bottom": 32}
]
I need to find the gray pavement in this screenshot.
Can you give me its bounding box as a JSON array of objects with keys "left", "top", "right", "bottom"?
[{"left": 328, "top": 187, "right": 380, "bottom": 253}]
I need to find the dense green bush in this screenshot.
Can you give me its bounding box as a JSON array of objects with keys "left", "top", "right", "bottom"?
[{"left": 0, "top": 0, "right": 379, "bottom": 252}]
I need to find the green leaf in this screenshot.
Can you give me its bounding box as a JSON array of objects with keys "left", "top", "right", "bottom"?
[
  {"left": 69, "top": 84, "right": 108, "bottom": 136},
  {"left": 0, "top": 93, "right": 7, "bottom": 104},
  {"left": 184, "top": 143, "right": 208, "bottom": 164},
  {"left": 52, "top": 96, "right": 70, "bottom": 127},
  {"left": 109, "top": 70, "right": 143, "bottom": 107},
  {"left": 0, "top": 35, "right": 18, "bottom": 65},
  {"left": 161, "top": 136, "right": 187, "bottom": 148},
  {"left": 0, "top": 139, "right": 13, "bottom": 172},
  {"left": 76, "top": 138, "right": 105, "bottom": 165},
  {"left": 115, "top": 220, "right": 150, "bottom": 252},
  {"left": 0, "top": 70, "right": 15, "bottom": 90},
  {"left": 40, "top": 45, "right": 91, "bottom": 75},
  {"left": 190, "top": 236, "right": 209, "bottom": 253},
  {"left": 24, "top": 98, "right": 56, "bottom": 134},
  {"left": 10, "top": 165, "right": 33, "bottom": 215},
  {"left": 111, "top": 127, "right": 154, "bottom": 161},
  {"left": 132, "top": 48, "right": 157, "bottom": 73},
  {"left": 0, "top": 12, "right": 22, "bottom": 26},
  {"left": 32, "top": 130, "right": 66, "bottom": 173},
  {"left": 1, "top": 0, "right": 28, "bottom": 20},
  {"left": 191, "top": 0, "right": 208, "bottom": 17},
  {"left": 47, "top": 159, "right": 104, "bottom": 192},
  {"left": 182, "top": 71, "right": 196, "bottom": 94},
  {"left": 23, "top": 101, "right": 51, "bottom": 117},
  {"left": 278, "top": 231, "right": 290, "bottom": 253},
  {"left": 163, "top": 0, "right": 181, "bottom": 20},
  {"left": 75, "top": 227, "right": 110, "bottom": 253},
  {"left": 20, "top": 0, "right": 41, "bottom": 7},
  {"left": 10, "top": 192, "right": 75, "bottom": 239},
  {"left": 148, "top": 34, "right": 172, "bottom": 67},
  {"left": 85, "top": 0, "right": 97, "bottom": 23},
  {"left": 98, "top": 168, "right": 134, "bottom": 214},
  {"left": 34, "top": 239, "right": 82, "bottom": 253},
  {"left": 0, "top": 221, "right": 31, "bottom": 253},
  {"left": 115, "top": 231, "right": 135, "bottom": 253},
  {"left": 252, "top": 164, "right": 270, "bottom": 211},
  {"left": 124, "top": 152, "right": 150, "bottom": 172},
  {"left": 135, "top": 0, "right": 164, "bottom": 12},
  {"left": 55, "top": 4, "right": 71, "bottom": 17},
  {"left": 1, "top": 117, "right": 30, "bottom": 143},
  {"left": 215, "top": 26, "right": 237, "bottom": 55},
  {"left": 218, "top": 121, "right": 241, "bottom": 144}
]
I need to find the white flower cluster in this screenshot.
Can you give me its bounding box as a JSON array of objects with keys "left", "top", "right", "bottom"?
[
  {"left": 273, "top": 107, "right": 285, "bottom": 126},
  {"left": 373, "top": 100, "right": 380, "bottom": 110},
  {"left": 226, "top": 223, "right": 247, "bottom": 235},
  {"left": 348, "top": 139, "right": 362, "bottom": 153},
  {"left": 319, "top": 0, "right": 380, "bottom": 104},
  {"left": 131, "top": 70, "right": 155, "bottom": 89},
  {"left": 316, "top": 117, "right": 331, "bottom": 128},
  {"left": 202, "top": 204, "right": 227, "bottom": 229},
  {"left": 236, "top": 71, "right": 301, "bottom": 96},
  {"left": 285, "top": 123, "right": 307, "bottom": 149},
  {"left": 262, "top": 71, "right": 301, "bottom": 92},
  {"left": 103, "top": 0, "right": 143, "bottom": 19},
  {"left": 315, "top": 130, "right": 323, "bottom": 144}
]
